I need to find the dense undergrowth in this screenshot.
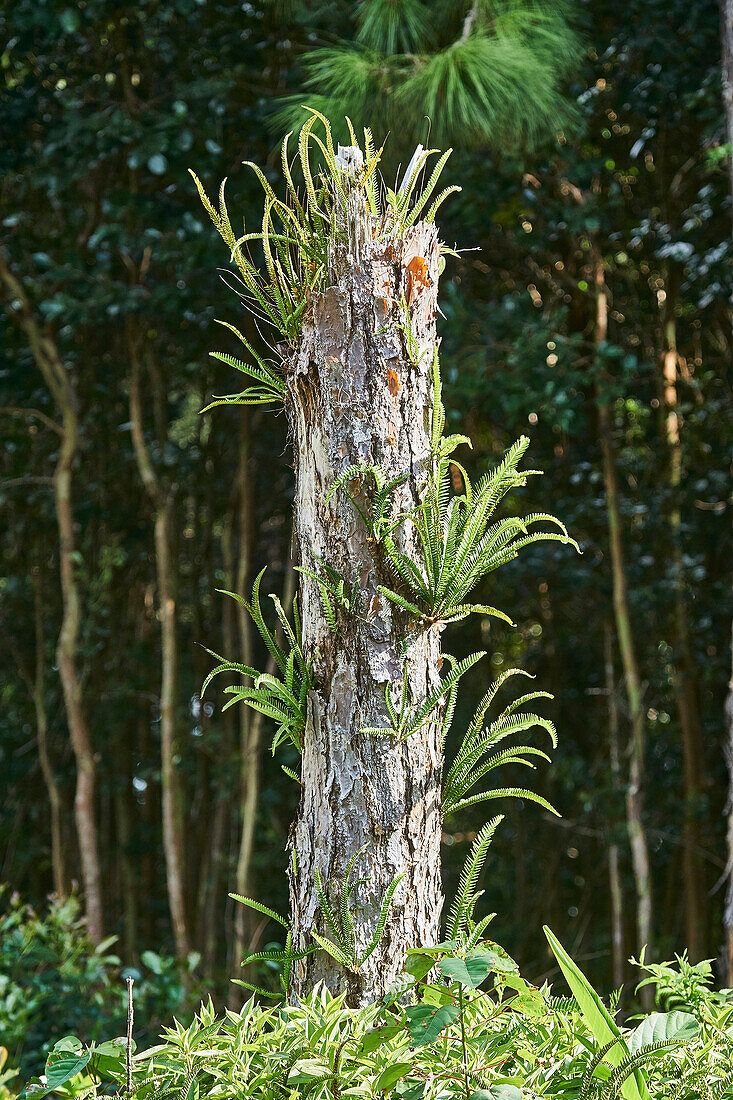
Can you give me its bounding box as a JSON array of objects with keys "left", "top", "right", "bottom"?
[
  {"left": 4, "top": 895, "right": 732, "bottom": 1100},
  {"left": 0, "top": 892, "right": 208, "bottom": 1081}
]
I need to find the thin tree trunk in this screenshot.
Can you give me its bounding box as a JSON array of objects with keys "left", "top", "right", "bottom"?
[
  {"left": 660, "top": 269, "right": 705, "bottom": 959},
  {"left": 128, "top": 338, "right": 190, "bottom": 960},
  {"left": 604, "top": 621, "right": 625, "bottom": 992},
  {"left": 717, "top": 0, "right": 733, "bottom": 979},
  {"left": 198, "top": 517, "right": 236, "bottom": 977},
  {"left": 724, "top": 624, "right": 733, "bottom": 985},
  {"left": 33, "top": 575, "right": 67, "bottom": 898},
  {"left": 593, "top": 252, "right": 654, "bottom": 983},
  {"left": 0, "top": 253, "right": 103, "bottom": 942},
  {"left": 230, "top": 408, "right": 262, "bottom": 995},
  {"left": 114, "top": 741, "right": 138, "bottom": 961},
  {"left": 720, "top": 0, "right": 733, "bottom": 205},
  {"left": 286, "top": 148, "right": 444, "bottom": 1002}
]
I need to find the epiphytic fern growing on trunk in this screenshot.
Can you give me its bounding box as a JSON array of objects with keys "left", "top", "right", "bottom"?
[
  {"left": 196, "top": 110, "right": 576, "bottom": 995},
  {"left": 312, "top": 846, "right": 405, "bottom": 972},
  {"left": 361, "top": 651, "right": 485, "bottom": 740},
  {"left": 442, "top": 668, "right": 559, "bottom": 819},
  {"left": 202, "top": 568, "right": 314, "bottom": 753},
  {"left": 191, "top": 108, "right": 458, "bottom": 363},
  {"left": 377, "top": 434, "right": 578, "bottom": 625},
  {"left": 445, "top": 817, "right": 504, "bottom": 948}
]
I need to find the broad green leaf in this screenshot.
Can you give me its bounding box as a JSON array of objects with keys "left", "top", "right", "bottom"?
[
  {"left": 360, "top": 1025, "right": 402, "bottom": 1053},
  {"left": 420, "top": 983, "right": 456, "bottom": 1006},
  {"left": 406, "top": 1003, "right": 459, "bottom": 1047},
  {"left": 544, "top": 927, "right": 649, "bottom": 1100},
  {"left": 438, "top": 956, "right": 474, "bottom": 987},
  {"left": 439, "top": 951, "right": 508, "bottom": 988},
  {"left": 511, "top": 990, "right": 546, "bottom": 1017},
  {"left": 398, "top": 1085, "right": 425, "bottom": 1100},
  {"left": 45, "top": 1050, "right": 91, "bottom": 1090},
  {"left": 404, "top": 952, "right": 436, "bottom": 982},
  {"left": 375, "top": 1062, "right": 414, "bottom": 1091},
  {"left": 141, "top": 949, "right": 164, "bottom": 974},
  {"left": 470, "top": 1089, "right": 523, "bottom": 1100},
  {"left": 627, "top": 1011, "right": 699, "bottom": 1055}
]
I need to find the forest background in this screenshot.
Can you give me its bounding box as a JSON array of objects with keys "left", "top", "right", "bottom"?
[{"left": 1, "top": 0, "right": 731, "bottom": 1053}]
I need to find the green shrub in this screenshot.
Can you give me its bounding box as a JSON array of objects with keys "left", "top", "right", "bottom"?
[
  {"left": 18, "top": 932, "right": 733, "bottom": 1100},
  {"left": 0, "top": 890, "right": 207, "bottom": 1080}
]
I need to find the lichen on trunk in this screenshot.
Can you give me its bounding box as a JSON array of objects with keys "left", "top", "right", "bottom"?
[{"left": 285, "top": 147, "right": 444, "bottom": 1002}]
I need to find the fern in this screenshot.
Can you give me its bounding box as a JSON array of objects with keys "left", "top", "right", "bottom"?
[
  {"left": 312, "top": 846, "right": 404, "bottom": 972},
  {"left": 361, "top": 651, "right": 485, "bottom": 741},
  {"left": 193, "top": 108, "right": 459, "bottom": 389},
  {"left": 378, "top": 434, "right": 578, "bottom": 626},
  {"left": 202, "top": 567, "right": 315, "bottom": 753},
  {"left": 296, "top": 554, "right": 358, "bottom": 632},
  {"left": 580, "top": 1036, "right": 626, "bottom": 1100},
  {"left": 326, "top": 463, "right": 410, "bottom": 542},
  {"left": 445, "top": 817, "right": 502, "bottom": 944},
  {"left": 229, "top": 894, "right": 288, "bottom": 928},
  {"left": 202, "top": 320, "right": 285, "bottom": 409},
  {"left": 600, "top": 1041, "right": 688, "bottom": 1098},
  {"left": 443, "top": 668, "right": 559, "bottom": 819}
]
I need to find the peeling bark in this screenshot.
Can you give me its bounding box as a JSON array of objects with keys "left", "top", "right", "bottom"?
[{"left": 285, "top": 149, "right": 444, "bottom": 1002}]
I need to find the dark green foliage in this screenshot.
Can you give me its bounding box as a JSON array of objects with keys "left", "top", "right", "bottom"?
[
  {"left": 0, "top": 893, "right": 207, "bottom": 1080},
  {"left": 276, "top": 1, "right": 582, "bottom": 150},
  {"left": 442, "top": 668, "right": 558, "bottom": 818},
  {"left": 312, "top": 848, "right": 405, "bottom": 971}
]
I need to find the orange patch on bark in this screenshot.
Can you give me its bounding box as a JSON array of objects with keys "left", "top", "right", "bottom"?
[
  {"left": 406, "top": 255, "right": 432, "bottom": 305},
  {"left": 387, "top": 367, "right": 401, "bottom": 396}
]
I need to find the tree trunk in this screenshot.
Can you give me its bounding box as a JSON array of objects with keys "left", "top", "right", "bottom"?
[
  {"left": 593, "top": 252, "right": 654, "bottom": 983},
  {"left": 286, "top": 148, "right": 444, "bottom": 1003},
  {"left": 230, "top": 408, "right": 261, "bottom": 988},
  {"left": 0, "top": 253, "right": 103, "bottom": 942},
  {"left": 718, "top": 0, "right": 733, "bottom": 981},
  {"left": 129, "top": 342, "right": 190, "bottom": 960},
  {"left": 720, "top": 0, "right": 733, "bottom": 204},
  {"left": 724, "top": 624, "right": 733, "bottom": 985},
  {"left": 660, "top": 269, "right": 705, "bottom": 960},
  {"left": 604, "top": 621, "right": 625, "bottom": 992},
  {"left": 32, "top": 573, "right": 67, "bottom": 899}
]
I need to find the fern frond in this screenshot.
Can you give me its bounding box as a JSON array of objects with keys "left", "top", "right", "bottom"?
[
  {"left": 229, "top": 894, "right": 288, "bottom": 927},
  {"left": 446, "top": 817, "right": 502, "bottom": 941},
  {"left": 446, "top": 787, "right": 559, "bottom": 818},
  {"left": 230, "top": 979, "right": 283, "bottom": 1000},
  {"left": 358, "top": 873, "right": 404, "bottom": 967}
]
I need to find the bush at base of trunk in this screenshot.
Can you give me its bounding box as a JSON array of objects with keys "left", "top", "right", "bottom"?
[{"left": 16, "top": 934, "right": 733, "bottom": 1100}]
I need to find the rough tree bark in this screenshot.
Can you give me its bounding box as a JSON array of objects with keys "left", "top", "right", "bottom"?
[
  {"left": 128, "top": 334, "right": 190, "bottom": 961},
  {"left": 593, "top": 251, "right": 654, "bottom": 985},
  {"left": 286, "top": 148, "right": 444, "bottom": 1002},
  {"left": 0, "top": 253, "right": 104, "bottom": 942}
]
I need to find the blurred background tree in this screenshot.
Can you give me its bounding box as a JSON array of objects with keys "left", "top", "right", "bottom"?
[{"left": 0, "top": 0, "right": 730, "bottom": 1030}]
